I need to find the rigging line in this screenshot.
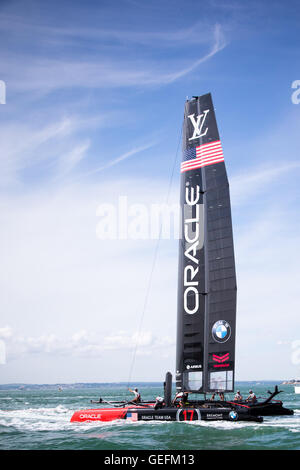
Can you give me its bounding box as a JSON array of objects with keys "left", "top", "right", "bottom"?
[{"left": 126, "top": 122, "right": 183, "bottom": 389}]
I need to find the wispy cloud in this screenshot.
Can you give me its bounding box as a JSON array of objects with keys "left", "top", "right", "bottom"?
[
  {"left": 0, "top": 113, "right": 123, "bottom": 187},
  {"left": 160, "top": 23, "right": 227, "bottom": 83},
  {"left": 1, "top": 327, "right": 174, "bottom": 361},
  {"left": 81, "top": 142, "right": 156, "bottom": 177},
  {"left": 2, "top": 22, "right": 226, "bottom": 92},
  {"left": 55, "top": 140, "right": 90, "bottom": 179},
  {"left": 231, "top": 161, "right": 300, "bottom": 205},
  {"left": 0, "top": 13, "right": 223, "bottom": 47}
]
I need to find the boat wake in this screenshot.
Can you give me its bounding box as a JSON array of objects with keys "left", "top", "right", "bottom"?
[{"left": 0, "top": 406, "right": 299, "bottom": 433}]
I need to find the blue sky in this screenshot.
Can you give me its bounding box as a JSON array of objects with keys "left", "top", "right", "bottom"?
[{"left": 0, "top": 0, "right": 300, "bottom": 384}]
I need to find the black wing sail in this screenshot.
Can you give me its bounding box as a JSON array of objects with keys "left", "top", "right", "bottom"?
[{"left": 176, "top": 93, "right": 237, "bottom": 394}]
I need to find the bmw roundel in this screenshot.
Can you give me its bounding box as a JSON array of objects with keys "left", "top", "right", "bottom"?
[
  {"left": 212, "top": 320, "right": 231, "bottom": 343},
  {"left": 229, "top": 410, "right": 238, "bottom": 420}
]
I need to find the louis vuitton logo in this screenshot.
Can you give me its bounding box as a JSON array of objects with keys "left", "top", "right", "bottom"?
[{"left": 188, "top": 109, "right": 209, "bottom": 141}]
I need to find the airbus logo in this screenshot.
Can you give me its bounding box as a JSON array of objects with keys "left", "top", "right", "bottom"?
[{"left": 188, "top": 110, "right": 209, "bottom": 141}]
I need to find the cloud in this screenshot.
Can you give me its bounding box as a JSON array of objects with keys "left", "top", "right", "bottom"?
[
  {"left": 2, "top": 22, "right": 226, "bottom": 92},
  {"left": 230, "top": 161, "right": 300, "bottom": 206},
  {"left": 0, "top": 112, "right": 124, "bottom": 187},
  {"left": 1, "top": 327, "right": 174, "bottom": 361},
  {"left": 0, "top": 14, "right": 224, "bottom": 47},
  {"left": 82, "top": 142, "right": 157, "bottom": 177},
  {"left": 160, "top": 24, "right": 227, "bottom": 83},
  {"left": 0, "top": 327, "right": 13, "bottom": 339},
  {"left": 55, "top": 140, "right": 90, "bottom": 179}
]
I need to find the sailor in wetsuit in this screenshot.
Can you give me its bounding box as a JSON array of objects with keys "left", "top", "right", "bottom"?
[
  {"left": 172, "top": 391, "right": 189, "bottom": 407},
  {"left": 154, "top": 396, "right": 165, "bottom": 410},
  {"left": 234, "top": 390, "right": 243, "bottom": 401},
  {"left": 128, "top": 388, "right": 141, "bottom": 403},
  {"left": 246, "top": 390, "right": 257, "bottom": 403}
]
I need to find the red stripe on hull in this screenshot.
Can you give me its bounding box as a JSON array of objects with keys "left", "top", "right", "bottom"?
[
  {"left": 70, "top": 408, "right": 127, "bottom": 422},
  {"left": 70, "top": 406, "right": 151, "bottom": 423}
]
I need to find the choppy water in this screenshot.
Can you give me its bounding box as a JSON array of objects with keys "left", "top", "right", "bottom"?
[{"left": 0, "top": 383, "right": 299, "bottom": 450}]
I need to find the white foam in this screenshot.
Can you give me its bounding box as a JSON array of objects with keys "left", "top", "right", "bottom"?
[{"left": 0, "top": 405, "right": 299, "bottom": 434}]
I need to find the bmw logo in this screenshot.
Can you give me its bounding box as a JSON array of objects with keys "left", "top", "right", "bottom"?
[
  {"left": 212, "top": 320, "right": 231, "bottom": 343},
  {"left": 229, "top": 411, "right": 238, "bottom": 420}
]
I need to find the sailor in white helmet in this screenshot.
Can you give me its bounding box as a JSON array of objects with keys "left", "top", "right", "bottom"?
[
  {"left": 246, "top": 390, "right": 257, "bottom": 403},
  {"left": 234, "top": 390, "right": 243, "bottom": 401},
  {"left": 154, "top": 396, "right": 165, "bottom": 410}
]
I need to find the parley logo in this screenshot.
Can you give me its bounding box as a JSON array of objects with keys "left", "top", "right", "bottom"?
[
  {"left": 0, "top": 80, "right": 6, "bottom": 104},
  {"left": 188, "top": 109, "right": 209, "bottom": 141}
]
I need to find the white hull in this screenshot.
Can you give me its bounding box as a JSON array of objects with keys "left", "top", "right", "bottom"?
[{"left": 294, "top": 385, "right": 300, "bottom": 394}]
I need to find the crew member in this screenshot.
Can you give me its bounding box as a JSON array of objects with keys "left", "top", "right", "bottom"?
[
  {"left": 172, "top": 391, "right": 189, "bottom": 406},
  {"left": 172, "top": 391, "right": 183, "bottom": 405},
  {"left": 179, "top": 392, "right": 189, "bottom": 407},
  {"left": 154, "top": 396, "right": 165, "bottom": 410},
  {"left": 210, "top": 393, "right": 216, "bottom": 401},
  {"left": 246, "top": 390, "right": 257, "bottom": 403},
  {"left": 128, "top": 388, "right": 141, "bottom": 403},
  {"left": 234, "top": 390, "right": 243, "bottom": 401},
  {"left": 218, "top": 392, "right": 225, "bottom": 401}
]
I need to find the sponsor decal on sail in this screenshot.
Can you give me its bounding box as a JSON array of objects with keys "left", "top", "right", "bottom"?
[
  {"left": 212, "top": 352, "right": 230, "bottom": 368},
  {"left": 212, "top": 320, "right": 231, "bottom": 343},
  {"left": 186, "top": 364, "right": 202, "bottom": 370},
  {"left": 181, "top": 140, "right": 224, "bottom": 173},
  {"left": 212, "top": 353, "right": 229, "bottom": 363},
  {"left": 188, "top": 110, "right": 209, "bottom": 141},
  {"left": 183, "top": 184, "right": 203, "bottom": 315}
]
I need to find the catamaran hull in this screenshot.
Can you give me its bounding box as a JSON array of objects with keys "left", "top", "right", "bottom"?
[
  {"left": 235, "top": 403, "right": 294, "bottom": 416},
  {"left": 182, "top": 399, "right": 294, "bottom": 416},
  {"left": 70, "top": 407, "right": 262, "bottom": 423},
  {"left": 194, "top": 400, "right": 294, "bottom": 416}
]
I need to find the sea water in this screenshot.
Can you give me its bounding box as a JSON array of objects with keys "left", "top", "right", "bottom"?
[{"left": 0, "top": 382, "right": 299, "bottom": 450}]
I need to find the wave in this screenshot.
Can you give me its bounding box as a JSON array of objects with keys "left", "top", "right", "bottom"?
[{"left": 0, "top": 405, "right": 299, "bottom": 434}]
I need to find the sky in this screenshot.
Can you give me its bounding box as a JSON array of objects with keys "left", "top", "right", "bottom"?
[{"left": 0, "top": 0, "right": 300, "bottom": 384}]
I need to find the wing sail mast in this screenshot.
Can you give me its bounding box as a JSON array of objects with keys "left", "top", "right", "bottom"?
[{"left": 176, "top": 93, "right": 237, "bottom": 394}]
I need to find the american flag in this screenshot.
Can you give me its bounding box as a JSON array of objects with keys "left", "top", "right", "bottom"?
[
  {"left": 126, "top": 412, "right": 138, "bottom": 421},
  {"left": 181, "top": 140, "right": 224, "bottom": 173}
]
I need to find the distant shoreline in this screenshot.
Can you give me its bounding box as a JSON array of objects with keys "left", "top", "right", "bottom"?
[{"left": 0, "top": 380, "right": 287, "bottom": 391}]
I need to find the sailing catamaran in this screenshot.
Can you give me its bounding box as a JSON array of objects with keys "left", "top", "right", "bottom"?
[{"left": 71, "top": 93, "right": 293, "bottom": 424}]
